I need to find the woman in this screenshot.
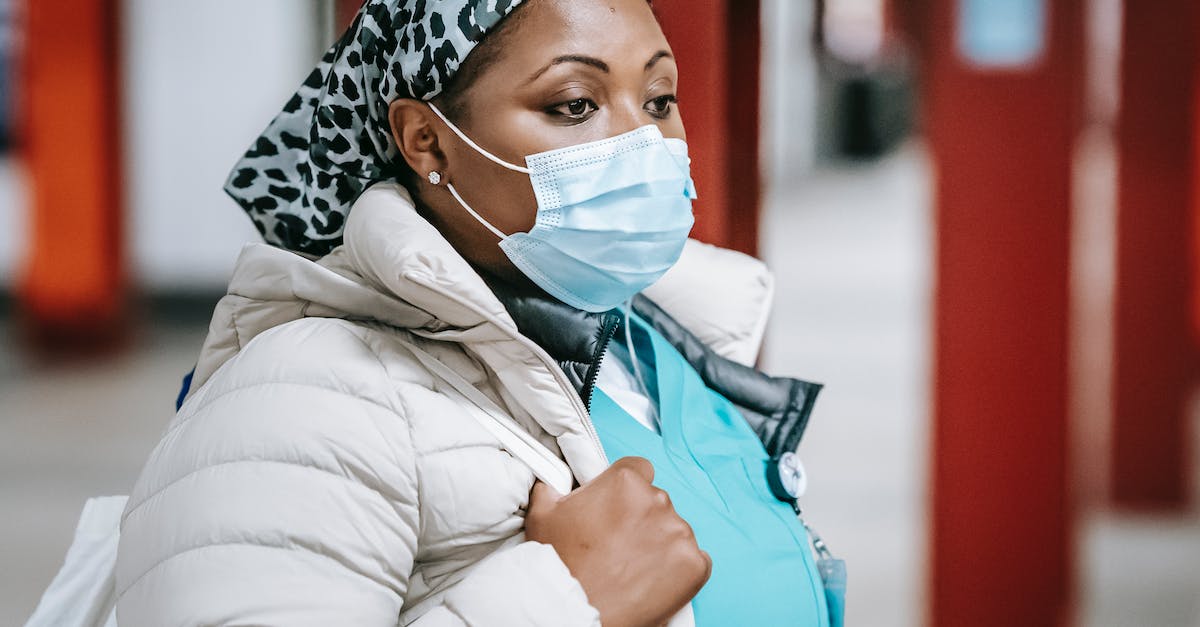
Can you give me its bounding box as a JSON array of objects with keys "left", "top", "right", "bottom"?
[{"left": 114, "top": 1, "right": 838, "bottom": 625}]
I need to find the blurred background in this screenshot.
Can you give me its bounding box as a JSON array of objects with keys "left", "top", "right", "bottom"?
[{"left": 2, "top": 0, "right": 1198, "bottom": 625}]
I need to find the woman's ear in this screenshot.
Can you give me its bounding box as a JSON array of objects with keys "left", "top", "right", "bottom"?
[{"left": 388, "top": 98, "right": 446, "bottom": 182}]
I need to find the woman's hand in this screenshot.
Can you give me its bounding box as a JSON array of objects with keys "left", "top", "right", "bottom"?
[{"left": 526, "top": 456, "right": 711, "bottom": 627}]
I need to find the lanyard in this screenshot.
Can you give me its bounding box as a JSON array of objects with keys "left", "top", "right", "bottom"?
[{"left": 795, "top": 505, "right": 846, "bottom": 627}]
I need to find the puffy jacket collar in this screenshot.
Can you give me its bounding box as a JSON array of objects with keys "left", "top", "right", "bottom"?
[
  {"left": 463, "top": 199, "right": 823, "bottom": 456},
  {"left": 487, "top": 276, "right": 823, "bottom": 458},
  {"left": 194, "top": 183, "right": 613, "bottom": 482},
  {"left": 193, "top": 182, "right": 817, "bottom": 482},
  {"left": 480, "top": 275, "right": 622, "bottom": 406}
]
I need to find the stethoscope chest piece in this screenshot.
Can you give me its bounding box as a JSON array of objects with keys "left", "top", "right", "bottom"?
[{"left": 766, "top": 451, "right": 808, "bottom": 503}]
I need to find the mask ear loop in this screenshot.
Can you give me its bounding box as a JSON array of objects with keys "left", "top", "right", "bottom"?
[
  {"left": 425, "top": 102, "right": 529, "bottom": 240},
  {"left": 427, "top": 102, "right": 531, "bottom": 174},
  {"left": 446, "top": 182, "right": 509, "bottom": 240},
  {"left": 622, "top": 301, "right": 661, "bottom": 432}
]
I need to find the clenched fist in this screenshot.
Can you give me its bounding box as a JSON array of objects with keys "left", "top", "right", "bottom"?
[{"left": 526, "top": 456, "right": 711, "bottom": 627}]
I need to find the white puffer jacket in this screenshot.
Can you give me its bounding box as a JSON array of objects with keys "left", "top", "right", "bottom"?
[{"left": 114, "top": 182, "right": 775, "bottom": 626}]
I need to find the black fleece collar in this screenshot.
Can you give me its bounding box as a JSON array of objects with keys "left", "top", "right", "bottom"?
[{"left": 484, "top": 275, "right": 824, "bottom": 459}]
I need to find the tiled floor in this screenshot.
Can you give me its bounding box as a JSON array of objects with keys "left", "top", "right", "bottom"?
[{"left": 2, "top": 144, "right": 1198, "bottom": 626}]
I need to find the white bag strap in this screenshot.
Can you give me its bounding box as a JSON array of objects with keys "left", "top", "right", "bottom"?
[{"left": 406, "top": 342, "right": 575, "bottom": 494}]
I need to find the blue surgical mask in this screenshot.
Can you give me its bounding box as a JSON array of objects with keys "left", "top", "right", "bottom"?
[{"left": 427, "top": 103, "right": 698, "bottom": 313}]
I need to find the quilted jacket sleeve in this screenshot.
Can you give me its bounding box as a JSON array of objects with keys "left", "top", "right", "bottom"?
[
  {"left": 114, "top": 321, "right": 598, "bottom": 627},
  {"left": 407, "top": 542, "right": 598, "bottom": 626}
]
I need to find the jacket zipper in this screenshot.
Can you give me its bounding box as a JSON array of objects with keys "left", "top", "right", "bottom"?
[{"left": 579, "top": 314, "right": 621, "bottom": 412}]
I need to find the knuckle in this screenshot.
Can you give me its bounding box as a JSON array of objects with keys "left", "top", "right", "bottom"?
[
  {"left": 670, "top": 541, "right": 706, "bottom": 573},
  {"left": 683, "top": 547, "right": 709, "bottom": 577},
  {"left": 667, "top": 517, "right": 696, "bottom": 542},
  {"left": 618, "top": 456, "right": 653, "bottom": 479},
  {"left": 651, "top": 487, "right": 672, "bottom": 508},
  {"left": 614, "top": 466, "right": 640, "bottom": 485}
]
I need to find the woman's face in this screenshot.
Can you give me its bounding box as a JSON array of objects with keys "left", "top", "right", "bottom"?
[{"left": 389, "top": 0, "right": 683, "bottom": 285}]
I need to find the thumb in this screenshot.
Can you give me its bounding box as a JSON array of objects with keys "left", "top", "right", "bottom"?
[{"left": 527, "top": 480, "right": 563, "bottom": 516}]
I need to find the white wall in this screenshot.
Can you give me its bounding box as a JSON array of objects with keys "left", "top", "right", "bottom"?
[
  {"left": 761, "top": 0, "right": 820, "bottom": 185},
  {"left": 0, "top": 0, "right": 25, "bottom": 287},
  {"left": 122, "top": 0, "right": 328, "bottom": 291},
  {"left": 0, "top": 160, "right": 26, "bottom": 288}
]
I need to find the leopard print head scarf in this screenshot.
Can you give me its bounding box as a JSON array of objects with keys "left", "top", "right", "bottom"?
[{"left": 224, "top": 0, "right": 527, "bottom": 256}]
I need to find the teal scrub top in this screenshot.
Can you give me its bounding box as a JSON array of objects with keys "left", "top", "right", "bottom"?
[{"left": 590, "top": 312, "right": 830, "bottom": 627}]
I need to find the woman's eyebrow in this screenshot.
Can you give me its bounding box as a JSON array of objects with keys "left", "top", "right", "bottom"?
[
  {"left": 527, "top": 55, "right": 610, "bottom": 83},
  {"left": 645, "top": 50, "right": 673, "bottom": 70},
  {"left": 525, "top": 50, "right": 673, "bottom": 84}
]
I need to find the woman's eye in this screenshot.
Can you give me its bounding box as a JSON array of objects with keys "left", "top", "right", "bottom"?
[
  {"left": 548, "top": 98, "right": 599, "bottom": 120},
  {"left": 645, "top": 94, "right": 677, "bottom": 118}
]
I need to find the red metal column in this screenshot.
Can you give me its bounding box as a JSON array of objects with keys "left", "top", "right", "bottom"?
[
  {"left": 653, "top": 0, "right": 760, "bottom": 257},
  {"left": 18, "top": 0, "right": 125, "bottom": 341},
  {"left": 923, "top": 2, "right": 1083, "bottom": 626},
  {"left": 721, "top": 0, "right": 762, "bottom": 258},
  {"left": 336, "top": 0, "right": 362, "bottom": 34},
  {"left": 1111, "top": 1, "right": 1200, "bottom": 510},
  {"left": 1194, "top": 67, "right": 1200, "bottom": 343}
]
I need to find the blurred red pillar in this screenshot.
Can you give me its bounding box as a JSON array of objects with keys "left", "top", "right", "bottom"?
[
  {"left": 18, "top": 0, "right": 126, "bottom": 340},
  {"left": 1112, "top": 2, "right": 1200, "bottom": 510},
  {"left": 336, "top": 0, "right": 361, "bottom": 36},
  {"left": 1195, "top": 66, "right": 1200, "bottom": 344},
  {"left": 648, "top": 0, "right": 762, "bottom": 257},
  {"left": 921, "top": 1, "right": 1083, "bottom": 626}
]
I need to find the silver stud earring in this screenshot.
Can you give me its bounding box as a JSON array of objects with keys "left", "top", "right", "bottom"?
[{"left": 427, "top": 171, "right": 442, "bottom": 185}]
